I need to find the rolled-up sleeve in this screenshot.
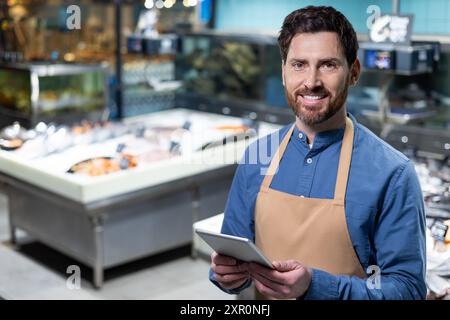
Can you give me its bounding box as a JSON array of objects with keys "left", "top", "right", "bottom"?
[{"left": 303, "top": 160, "right": 427, "bottom": 300}]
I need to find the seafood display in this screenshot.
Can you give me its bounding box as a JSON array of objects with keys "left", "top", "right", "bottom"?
[
  {"left": 415, "top": 157, "right": 450, "bottom": 220},
  {"left": 68, "top": 155, "right": 138, "bottom": 176},
  {"left": 0, "top": 109, "right": 264, "bottom": 177}
]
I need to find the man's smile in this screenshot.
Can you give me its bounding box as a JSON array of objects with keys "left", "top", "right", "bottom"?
[{"left": 297, "top": 94, "right": 329, "bottom": 107}]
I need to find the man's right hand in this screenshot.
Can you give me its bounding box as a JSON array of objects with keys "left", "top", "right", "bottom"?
[{"left": 211, "top": 251, "right": 250, "bottom": 290}]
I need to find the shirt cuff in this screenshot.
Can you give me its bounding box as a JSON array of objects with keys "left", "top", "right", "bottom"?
[{"left": 301, "top": 269, "right": 339, "bottom": 300}]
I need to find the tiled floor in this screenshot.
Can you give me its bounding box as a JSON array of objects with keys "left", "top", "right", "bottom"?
[{"left": 0, "top": 193, "right": 234, "bottom": 300}]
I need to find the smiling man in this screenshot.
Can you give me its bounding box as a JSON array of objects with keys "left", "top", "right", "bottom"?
[{"left": 209, "top": 6, "right": 426, "bottom": 300}]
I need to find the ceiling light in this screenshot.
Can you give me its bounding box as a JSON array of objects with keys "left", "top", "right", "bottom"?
[{"left": 144, "top": 0, "right": 154, "bottom": 9}]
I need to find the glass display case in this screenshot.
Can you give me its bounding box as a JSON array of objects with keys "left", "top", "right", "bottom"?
[
  {"left": 0, "top": 63, "right": 108, "bottom": 128},
  {"left": 176, "top": 32, "right": 292, "bottom": 122},
  {"left": 120, "top": 56, "right": 179, "bottom": 118},
  {"left": 177, "top": 35, "right": 262, "bottom": 101}
]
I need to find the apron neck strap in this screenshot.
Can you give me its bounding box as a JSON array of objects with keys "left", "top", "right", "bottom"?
[
  {"left": 260, "top": 117, "right": 355, "bottom": 202},
  {"left": 260, "top": 124, "right": 296, "bottom": 191},
  {"left": 333, "top": 117, "right": 354, "bottom": 204}
]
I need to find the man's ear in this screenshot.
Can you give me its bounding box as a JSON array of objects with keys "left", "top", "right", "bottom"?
[
  {"left": 281, "top": 61, "right": 286, "bottom": 87},
  {"left": 350, "top": 58, "right": 361, "bottom": 86}
]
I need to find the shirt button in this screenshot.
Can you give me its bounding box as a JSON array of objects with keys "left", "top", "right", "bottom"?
[
  {"left": 298, "top": 132, "right": 303, "bottom": 139},
  {"left": 306, "top": 158, "right": 313, "bottom": 164}
]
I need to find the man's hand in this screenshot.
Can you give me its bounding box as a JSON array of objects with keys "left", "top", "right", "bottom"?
[
  {"left": 211, "top": 251, "right": 250, "bottom": 290},
  {"left": 248, "top": 260, "right": 312, "bottom": 299}
]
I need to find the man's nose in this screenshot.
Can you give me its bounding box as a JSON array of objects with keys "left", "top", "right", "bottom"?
[{"left": 303, "top": 69, "right": 322, "bottom": 89}]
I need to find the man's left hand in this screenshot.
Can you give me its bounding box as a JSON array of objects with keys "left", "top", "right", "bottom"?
[{"left": 248, "top": 260, "right": 312, "bottom": 299}]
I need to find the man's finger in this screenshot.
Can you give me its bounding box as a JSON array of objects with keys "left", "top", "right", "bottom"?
[
  {"left": 272, "top": 260, "right": 301, "bottom": 272},
  {"left": 221, "top": 277, "right": 249, "bottom": 290},
  {"left": 214, "top": 272, "right": 248, "bottom": 284},
  {"left": 212, "top": 252, "right": 237, "bottom": 266},
  {"left": 250, "top": 268, "right": 289, "bottom": 295},
  {"left": 248, "top": 262, "right": 289, "bottom": 285},
  {"left": 213, "top": 263, "right": 248, "bottom": 275},
  {"left": 253, "top": 279, "right": 285, "bottom": 300}
]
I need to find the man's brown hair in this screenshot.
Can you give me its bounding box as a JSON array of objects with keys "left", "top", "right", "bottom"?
[{"left": 278, "top": 6, "right": 358, "bottom": 67}]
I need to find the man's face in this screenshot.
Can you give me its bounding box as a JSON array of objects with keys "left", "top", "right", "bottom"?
[{"left": 282, "top": 32, "right": 358, "bottom": 126}]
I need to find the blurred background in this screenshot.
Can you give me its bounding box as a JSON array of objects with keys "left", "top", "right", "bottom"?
[{"left": 0, "top": 0, "right": 449, "bottom": 299}]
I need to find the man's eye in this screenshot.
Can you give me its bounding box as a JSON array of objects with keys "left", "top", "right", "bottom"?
[
  {"left": 292, "top": 62, "right": 304, "bottom": 70},
  {"left": 321, "top": 63, "right": 336, "bottom": 70}
]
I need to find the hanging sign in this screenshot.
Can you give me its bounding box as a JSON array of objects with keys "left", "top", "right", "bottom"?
[{"left": 369, "top": 15, "right": 414, "bottom": 44}]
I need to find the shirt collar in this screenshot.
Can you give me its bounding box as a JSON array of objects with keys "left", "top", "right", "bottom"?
[{"left": 291, "top": 113, "right": 357, "bottom": 153}]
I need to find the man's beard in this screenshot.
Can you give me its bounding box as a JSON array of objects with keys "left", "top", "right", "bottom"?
[{"left": 284, "top": 78, "right": 350, "bottom": 126}]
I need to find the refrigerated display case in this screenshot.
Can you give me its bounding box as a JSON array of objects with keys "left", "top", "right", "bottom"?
[
  {"left": 175, "top": 31, "right": 292, "bottom": 125},
  {"left": 0, "top": 108, "right": 281, "bottom": 288},
  {"left": 0, "top": 63, "right": 108, "bottom": 129}
]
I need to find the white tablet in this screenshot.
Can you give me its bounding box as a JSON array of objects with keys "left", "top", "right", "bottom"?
[{"left": 196, "top": 229, "right": 274, "bottom": 269}]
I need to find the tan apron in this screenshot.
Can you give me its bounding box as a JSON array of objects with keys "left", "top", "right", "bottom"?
[{"left": 254, "top": 117, "right": 366, "bottom": 299}]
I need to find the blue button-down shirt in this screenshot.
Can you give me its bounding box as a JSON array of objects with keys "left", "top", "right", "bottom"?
[{"left": 210, "top": 114, "right": 426, "bottom": 300}]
